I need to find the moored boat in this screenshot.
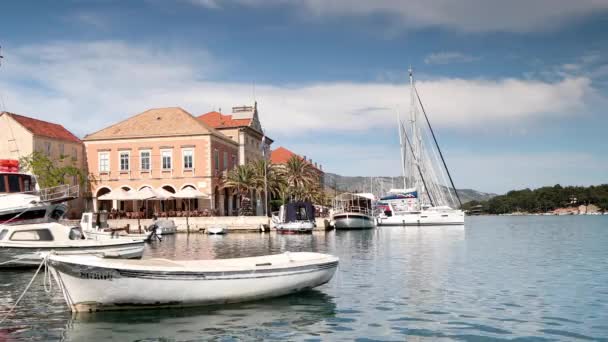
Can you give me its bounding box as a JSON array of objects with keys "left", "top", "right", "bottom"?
[
  {"left": 48, "top": 252, "right": 339, "bottom": 312},
  {"left": 377, "top": 67, "right": 464, "bottom": 227},
  {"left": 80, "top": 212, "right": 153, "bottom": 241},
  {"left": 331, "top": 193, "right": 376, "bottom": 229},
  {"left": 272, "top": 202, "right": 316, "bottom": 234},
  {"left": 207, "top": 226, "right": 227, "bottom": 235},
  {"left": 0, "top": 162, "right": 79, "bottom": 225},
  {"left": 0, "top": 222, "right": 145, "bottom": 268}
]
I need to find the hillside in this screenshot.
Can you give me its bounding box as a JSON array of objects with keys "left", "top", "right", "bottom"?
[{"left": 324, "top": 173, "right": 496, "bottom": 203}]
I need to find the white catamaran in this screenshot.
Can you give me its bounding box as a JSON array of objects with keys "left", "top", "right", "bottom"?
[{"left": 376, "top": 68, "right": 464, "bottom": 226}]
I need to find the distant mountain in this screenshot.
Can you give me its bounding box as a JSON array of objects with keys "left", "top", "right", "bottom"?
[{"left": 324, "top": 173, "right": 497, "bottom": 203}]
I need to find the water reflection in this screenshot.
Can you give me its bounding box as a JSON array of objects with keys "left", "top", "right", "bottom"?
[
  {"left": 2, "top": 217, "right": 608, "bottom": 341},
  {"left": 62, "top": 291, "right": 336, "bottom": 341}
]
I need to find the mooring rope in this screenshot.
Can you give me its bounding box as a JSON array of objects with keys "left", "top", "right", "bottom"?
[{"left": 0, "top": 255, "right": 50, "bottom": 325}]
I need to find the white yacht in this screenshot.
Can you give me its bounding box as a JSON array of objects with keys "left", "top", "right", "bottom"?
[
  {"left": 272, "top": 202, "right": 316, "bottom": 234},
  {"left": 0, "top": 162, "right": 79, "bottom": 225},
  {"left": 0, "top": 222, "right": 145, "bottom": 268},
  {"left": 377, "top": 68, "right": 464, "bottom": 227},
  {"left": 331, "top": 193, "right": 376, "bottom": 229}
]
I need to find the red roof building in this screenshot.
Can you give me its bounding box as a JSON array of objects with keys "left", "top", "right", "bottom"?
[
  {"left": 197, "top": 103, "right": 273, "bottom": 166},
  {"left": 1, "top": 112, "right": 81, "bottom": 143},
  {"left": 270, "top": 146, "right": 324, "bottom": 188}
]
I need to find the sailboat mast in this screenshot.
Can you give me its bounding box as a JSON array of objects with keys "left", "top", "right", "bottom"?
[
  {"left": 409, "top": 66, "right": 423, "bottom": 197},
  {"left": 414, "top": 87, "right": 463, "bottom": 208},
  {"left": 397, "top": 111, "right": 407, "bottom": 189}
]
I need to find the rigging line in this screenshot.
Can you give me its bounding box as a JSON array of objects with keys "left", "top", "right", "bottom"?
[
  {"left": 414, "top": 86, "right": 463, "bottom": 208},
  {"left": 399, "top": 120, "right": 435, "bottom": 207}
]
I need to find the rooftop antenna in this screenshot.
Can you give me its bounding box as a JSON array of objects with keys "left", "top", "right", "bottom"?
[{"left": 253, "top": 80, "right": 257, "bottom": 103}]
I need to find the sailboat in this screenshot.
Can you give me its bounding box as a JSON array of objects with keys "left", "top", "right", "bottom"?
[{"left": 376, "top": 68, "right": 465, "bottom": 226}]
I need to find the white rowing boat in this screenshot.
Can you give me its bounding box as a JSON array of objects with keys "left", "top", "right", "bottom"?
[{"left": 48, "top": 252, "right": 338, "bottom": 312}]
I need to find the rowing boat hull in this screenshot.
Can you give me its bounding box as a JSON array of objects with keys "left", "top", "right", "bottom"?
[{"left": 49, "top": 253, "right": 338, "bottom": 312}]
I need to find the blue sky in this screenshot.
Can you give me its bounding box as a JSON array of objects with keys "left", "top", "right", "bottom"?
[{"left": 1, "top": 0, "right": 607, "bottom": 194}]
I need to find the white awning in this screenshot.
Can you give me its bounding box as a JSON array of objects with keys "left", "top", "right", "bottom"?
[{"left": 173, "top": 187, "right": 209, "bottom": 199}]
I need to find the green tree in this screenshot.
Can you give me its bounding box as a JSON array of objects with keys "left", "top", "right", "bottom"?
[
  {"left": 221, "top": 164, "right": 255, "bottom": 215},
  {"left": 281, "top": 155, "right": 318, "bottom": 202},
  {"left": 19, "top": 151, "right": 89, "bottom": 189}
]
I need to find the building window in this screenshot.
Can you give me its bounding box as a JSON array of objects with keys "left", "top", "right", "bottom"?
[
  {"left": 119, "top": 151, "right": 130, "bottom": 171},
  {"left": 183, "top": 149, "right": 194, "bottom": 170},
  {"left": 140, "top": 150, "right": 151, "bottom": 171},
  {"left": 161, "top": 150, "right": 172, "bottom": 170},
  {"left": 59, "top": 144, "right": 65, "bottom": 156},
  {"left": 232, "top": 155, "right": 237, "bottom": 168},
  {"left": 213, "top": 149, "right": 219, "bottom": 173},
  {"left": 223, "top": 152, "right": 228, "bottom": 170},
  {"left": 44, "top": 142, "right": 51, "bottom": 156},
  {"left": 98, "top": 152, "right": 109, "bottom": 173},
  {"left": 72, "top": 147, "right": 78, "bottom": 161}
]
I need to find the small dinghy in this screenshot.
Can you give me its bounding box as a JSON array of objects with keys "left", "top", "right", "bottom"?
[
  {"left": 207, "top": 226, "right": 226, "bottom": 235},
  {"left": 0, "top": 223, "right": 145, "bottom": 268},
  {"left": 47, "top": 252, "right": 339, "bottom": 312}
]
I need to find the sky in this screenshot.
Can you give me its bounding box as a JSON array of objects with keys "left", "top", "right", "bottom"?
[{"left": 0, "top": 0, "right": 607, "bottom": 194}]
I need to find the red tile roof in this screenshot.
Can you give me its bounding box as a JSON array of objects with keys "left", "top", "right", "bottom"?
[
  {"left": 197, "top": 111, "right": 252, "bottom": 129},
  {"left": 2, "top": 112, "right": 81, "bottom": 143},
  {"left": 271, "top": 146, "right": 322, "bottom": 172}
]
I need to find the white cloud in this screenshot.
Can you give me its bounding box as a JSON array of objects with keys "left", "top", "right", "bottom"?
[
  {"left": 424, "top": 52, "right": 479, "bottom": 65},
  {"left": 187, "top": 0, "right": 608, "bottom": 33},
  {"left": 0, "top": 40, "right": 594, "bottom": 139}
]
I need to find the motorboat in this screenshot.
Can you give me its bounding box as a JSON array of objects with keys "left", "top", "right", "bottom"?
[
  {"left": 207, "top": 226, "right": 227, "bottom": 235},
  {"left": 0, "top": 160, "right": 79, "bottom": 225},
  {"left": 0, "top": 222, "right": 145, "bottom": 268},
  {"left": 47, "top": 252, "right": 339, "bottom": 312},
  {"left": 377, "top": 68, "right": 464, "bottom": 227},
  {"left": 272, "top": 202, "right": 316, "bottom": 234},
  {"left": 0, "top": 169, "right": 78, "bottom": 226},
  {"left": 80, "top": 212, "right": 153, "bottom": 241},
  {"left": 331, "top": 193, "right": 376, "bottom": 229}
]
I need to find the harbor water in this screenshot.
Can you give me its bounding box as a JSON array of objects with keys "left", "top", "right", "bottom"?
[{"left": 1, "top": 216, "right": 607, "bottom": 341}]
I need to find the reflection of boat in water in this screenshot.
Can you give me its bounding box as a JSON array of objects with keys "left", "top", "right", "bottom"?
[
  {"left": 377, "top": 68, "right": 464, "bottom": 227},
  {"left": 61, "top": 291, "right": 336, "bottom": 341},
  {"left": 331, "top": 193, "right": 376, "bottom": 229},
  {"left": 49, "top": 252, "right": 338, "bottom": 312}
]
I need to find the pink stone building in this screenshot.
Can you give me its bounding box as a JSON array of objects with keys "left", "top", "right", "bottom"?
[{"left": 83, "top": 107, "right": 240, "bottom": 215}]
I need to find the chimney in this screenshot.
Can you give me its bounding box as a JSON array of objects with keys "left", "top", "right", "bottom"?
[
  {"left": 303, "top": 155, "right": 306, "bottom": 161},
  {"left": 320, "top": 164, "right": 323, "bottom": 171}
]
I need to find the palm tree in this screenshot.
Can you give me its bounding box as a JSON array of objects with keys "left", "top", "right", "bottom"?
[
  {"left": 281, "top": 155, "right": 318, "bottom": 202},
  {"left": 222, "top": 164, "right": 255, "bottom": 214},
  {"left": 250, "top": 159, "right": 287, "bottom": 215}
]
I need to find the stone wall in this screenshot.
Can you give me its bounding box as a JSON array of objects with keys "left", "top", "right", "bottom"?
[{"left": 107, "top": 216, "right": 330, "bottom": 233}]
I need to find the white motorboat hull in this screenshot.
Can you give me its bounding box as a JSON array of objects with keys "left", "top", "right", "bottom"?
[
  {"left": 48, "top": 252, "right": 339, "bottom": 312},
  {"left": 377, "top": 210, "right": 465, "bottom": 226},
  {"left": 84, "top": 229, "right": 153, "bottom": 241},
  {"left": 332, "top": 213, "right": 375, "bottom": 229},
  {"left": 207, "top": 227, "right": 226, "bottom": 235},
  {"left": 0, "top": 242, "right": 145, "bottom": 268},
  {"left": 275, "top": 221, "right": 315, "bottom": 234}
]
